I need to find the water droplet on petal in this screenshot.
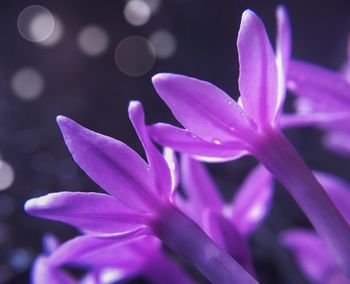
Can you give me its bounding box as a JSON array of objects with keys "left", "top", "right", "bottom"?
[
  {"left": 227, "top": 100, "right": 233, "bottom": 105},
  {"left": 212, "top": 139, "right": 221, "bottom": 145}
]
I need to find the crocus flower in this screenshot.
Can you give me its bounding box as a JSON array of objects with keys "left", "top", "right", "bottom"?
[
  {"left": 25, "top": 101, "right": 257, "bottom": 284},
  {"left": 148, "top": 7, "right": 350, "bottom": 276},
  {"left": 276, "top": 6, "right": 350, "bottom": 156},
  {"left": 281, "top": 172, "right": 350, "bottom": 284},
  {"left": 282, "top": 33, "right": 350, "bottom": 157},
  {"left": 177, "top": 156, "right": 273, "bottom": 275},
  {"left": 31, "top": 234, "right": 78, "bottom": 284}
]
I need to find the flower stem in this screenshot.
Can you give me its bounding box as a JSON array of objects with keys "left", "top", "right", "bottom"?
[
  {"left": 251, "top": 128, "right": 350, "bottom": 278},
  {"left": 143, "top": 250, "right": 195, "bottom": 284},
  {"left": 151, "top": 204, "right": 258, "bottom": 284}
]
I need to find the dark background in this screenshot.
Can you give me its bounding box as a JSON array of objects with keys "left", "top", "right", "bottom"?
[{"left": 1, "top": 0, "right": 350, "bottom": 283}]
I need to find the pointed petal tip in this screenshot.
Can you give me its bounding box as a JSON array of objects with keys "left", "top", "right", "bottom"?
[
  {"left": 128, "top": 100, "right": 141, "bottom": 111},
  {"left": 56, "top": 115, "right": 70, "bottom": 127},
  {"left": 152, "top": 73, "right": 182, "bottom": 89},
  {"left": 152, "top": 73, "right": 172, "bottom": 83},
  {"left": 24, "top": 197, "right": 40, "bottom": 214},
  {"left": 56, "top": 115, "right": 78, "bottom": 136},
  {"left": 241, "top": 9, "right": 257, "bottom": 22},
  {"left": 128, "top": 100, "right": 145, "bottom": 125},
  {"left": 277, "top": 4, "right": 287, "bottom": 15}
]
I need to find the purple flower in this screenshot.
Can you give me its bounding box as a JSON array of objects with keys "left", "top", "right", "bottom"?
[
  {"left": 177, "top": 156, "right": 273, "bottom": 275},
  {"left": 279, "top": 16, "right": 350, "bottom": 156},
  {"left": 25, "top": 101, "right": 257, "bottom": 283},
  {"left": 281, "top": 172, "right": 350, "bottom": 284},
  {"left": 148, "top": 7, "right": 350, "bottom": 277}
]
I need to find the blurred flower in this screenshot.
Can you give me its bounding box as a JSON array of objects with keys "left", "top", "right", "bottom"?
[
  {"left": 282, "top": 34, "right": 350, "bottom": 157},
  {"left": 48, "top": 235, "right": 195, "bottom": 284},
  {"left": 281, "top": 172, "right": 350, "bottom": 284},
  {"left": 31, "top": 235, "right": 78, "bottom": 284},
  {"left": 177, "top": 156, "right": 273, "bottom": 275}
]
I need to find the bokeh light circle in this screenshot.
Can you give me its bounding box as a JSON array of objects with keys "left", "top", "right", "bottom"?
[
  {"left": 77, "top": 25, "right": 109, "bottom": 56},
  {"left": 115, "top": 36, "right": 155, "bottom": 76},
  {"left": 0, "top": 161, "right": 15, "bottom": 191},
  {"left": 11, "top": 68, "right": 44, "bottom": 100},
  {"left": 39, "top": 15, "right": 63, "bottom": 47},
  {"left": 17, "top": 5, "right": 54, "bottom": 42},
  {"left": 149, "top": 30, "right": 177, "bottom": 59},
  {"left": 124, "top": 0, "right": 151, "bottom": 26}
]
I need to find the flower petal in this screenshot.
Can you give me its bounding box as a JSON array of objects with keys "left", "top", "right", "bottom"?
[
  {"left": 231, "top": 165, "right": 273, "bottom": 236},
  {"left": 203, "top": 211, "right": 254, "bottom": 275},
  {"left": 181, "top": 155, "right": 224, "bottom": 215},
  {"left": 237, "top": 10, "right": 278, "bottom": 127},
  {"left": 280, "top": 113, "right": 350, "bottom": 129},
  {"left": 25, "top": 192, "right": 147, "bottom": 233},
  {"left": 128, "top": 101, "right": 172, "bottom": 199},
  {"left": 276, "top": 5, "right": 291, "bottom": 76},
  {"left": 152, "top": 73, "right": 255, "bottom": 143},
  {"left": 56, "top": 116, "right": 157, "bottom": 213},
  {"left": 274, "top": 5, "right": 291, "bottom": 124},
  {"left": 280, "top": 229, "right": 335, "bottom": 283},
  {"left": 148, "top": 123, "right": 247, "bottom": 162},
  {"left": 49, "top": 229, "right": 149, "bottom": 267},
  {"left": 315, "top": 172, "right": 350, "bottom": 224},
  {"left": 32, "top": 256, "right": 77, "bottom": 284},
  {"left": 287, "top": 60, "right": 350, "bottom": 112}
]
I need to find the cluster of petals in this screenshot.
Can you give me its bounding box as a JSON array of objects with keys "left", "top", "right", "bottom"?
[
  {"left": 148, "top": 7, "right": 290, "bottom": 162},
  {"left": 281, "top": 19, "right": 350, "bottom": 156},
  {"left": 25, "top": 102, "right": 195, "bottom": 283},
  {"left": 24, "top": 4, "right": 350, "bottom": 283},
  {"left": 177, "top": 156, "right": 273, "bottom": 275}
]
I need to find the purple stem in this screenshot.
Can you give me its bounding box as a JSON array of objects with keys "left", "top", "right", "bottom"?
[
  {"left": 143, "top": 250, "right": 195, "bottom": 284},
  {"left": 151, "top": 204, "right": 258, "bottom": 284},
  {"left": 250, "top": 128, "right": 350, "bottom": 278}
]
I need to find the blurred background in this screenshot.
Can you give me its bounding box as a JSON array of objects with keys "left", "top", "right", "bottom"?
[{"left": 0, "top": 0, "right": 350, "bottom": 283}]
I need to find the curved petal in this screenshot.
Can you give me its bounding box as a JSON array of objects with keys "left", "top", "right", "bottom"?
[
  {"left": 128, "top": 101, "right": 172, "bottom": 199},
  {"left": 181, "top": 155, "right": 224, "bottom": 214},
  {"left": 148, "top": 123, "right": 247, "bottom": 162},
  {"left": 280, "top": 229, "right": 335, "bottom": 283},
  {"left": 203, "top": 211, "right": 255, "bottom": 275},
  {"left": 231, "top": 165, "right": 273, "bottom": 236},
  {"left": 280, "top": 113, "right": 350, "bottom": 129},
  {"left": 274, "top": 5, "right": 291, "bottom": 124},
  {"left": 32, "top": 256, "right": 77, "bottom": 284},
  {"left": 152, "top": 73, "right": 255, "bottom": 143},
  {"left": 287, "top": 60, "right": 350, "bottom": 112},
  {"left": 315, "top": 172, "right": 350, "bottom": 224},
  {"left": 25, "top": 192, "right": 147, "bottom": 234},
  {"left": 49, "top": 229, "right": 149, "bottom": 267},
  {"left": 56, "top": 116, "right": 157, "bottom": 213},
  {"left": 237, "top": 10, "right": 278, "bottom": 127}
]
